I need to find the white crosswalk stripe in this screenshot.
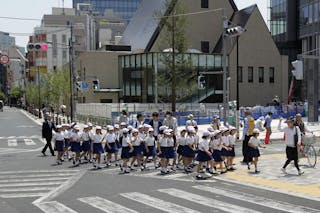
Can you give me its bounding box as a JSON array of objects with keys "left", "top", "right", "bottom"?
[
  {"left": 78, "top": 196, "right": 139, "bottom": 213},
  {"left": 36, "top": 201, "right": 78, "bottom": 213},
  {"left": 24, "top": 138, "right": 36, "bottom": 145},
  {"left": 8, "top": 139, "right": 17, "bottom": 147},
  {"left": 121, "top": 192, "right": 201, "bottom": 213},
  {"left": 193, "top": 185, "right": 320, "bottom": 213},
  {"left": 158, "top": 188, "right": 261, "bottom": 213},
  {"left": 0, "top": 170, "right": 80, "bottom": 198}
]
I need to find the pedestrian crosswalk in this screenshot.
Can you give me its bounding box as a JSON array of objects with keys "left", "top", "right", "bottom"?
[
  {"left": 0, "top": 169, "right": 80, "bottom": 199},
  {"left": 0, "top": 137, "right": 44, "bottom": 151},
  {"left": 6, "top": 138, "right": 38, "bottom": 147},
  {"left": 35, "top": 185, "right": 320, "bottom": 213}
]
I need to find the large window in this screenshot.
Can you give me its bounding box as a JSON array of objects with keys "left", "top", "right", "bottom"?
[
  {"left": 248, "top": 66, "right": 253, "bottom": 83},
  {"left": 270, "top": 0, "right": 287, "bottom": 39},
  {"left": 259, "top": 67, "right": 264, "bottom": 83},
  {"left": 238, "top": 66, "right": 243, "bottom": 83},
  {"left": 269, "top": 67, "right": 275, "bottom": 83},
  {"left": 201, "top": 41, "right": 209, "bottom": 53}
]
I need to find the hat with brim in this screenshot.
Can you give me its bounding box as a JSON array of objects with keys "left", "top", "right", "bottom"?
[
  {"left": 96, "top": 126, "right": 102, "bottom": 130},
  {"left": 285, "top": 118, "right": 294, "bottom": 123}
]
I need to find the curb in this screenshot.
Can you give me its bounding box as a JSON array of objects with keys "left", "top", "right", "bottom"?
[{"left": 20, "top": 109, "right": 43, "bottom": 126}]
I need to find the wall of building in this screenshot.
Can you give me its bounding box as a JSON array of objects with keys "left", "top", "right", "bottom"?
[
  {"left": 228, "top": 7, "right": 288, "bottom": 106},
  {"left": 76, "top": 51, "right": 125, "bottom": 103},
  {"left": 150, "top": 0, "right": 235, "bottom": 53}
]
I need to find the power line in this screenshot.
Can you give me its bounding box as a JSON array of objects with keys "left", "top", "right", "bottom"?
[{"left": 0, "top": 16, "right": 41, "bottom": 21}]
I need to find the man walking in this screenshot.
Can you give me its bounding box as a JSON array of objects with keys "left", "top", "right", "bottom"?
[
  {"left": 42, "top": 113, "right": 56, "bottom": 156},
  {"left": 149, "top": 112, "right": 162, "bottom": 140}
]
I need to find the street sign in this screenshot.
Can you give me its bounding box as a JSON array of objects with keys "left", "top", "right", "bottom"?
[
  {"left": 82, "top": 82, "right": 89, "bottom": 90},
  {"left": 29, "top": 66, "right": 47, "bottom": 77},
  {"left": 0, "top": 54, "right": 10, "bottom": 65}
]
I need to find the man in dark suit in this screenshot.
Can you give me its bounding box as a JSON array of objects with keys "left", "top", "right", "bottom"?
[
  {"left": 149, "top": 112, "right": 162, "bottom": 141},
  {"left": 42, "top": 114, "right": 55, "bottom": 156}
]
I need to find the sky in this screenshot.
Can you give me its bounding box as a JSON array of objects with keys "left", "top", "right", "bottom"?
[{"left": 0, "top": 0, "right": 268, "bottom": 49}]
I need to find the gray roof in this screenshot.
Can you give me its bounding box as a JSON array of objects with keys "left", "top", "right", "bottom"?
[{"left": 119, "top": 0, "right": 166, "bottom": 51}]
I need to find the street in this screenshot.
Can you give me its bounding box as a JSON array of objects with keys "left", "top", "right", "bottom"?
[{"left": 0, "top": 106, "right": 319, "bottom": 213}]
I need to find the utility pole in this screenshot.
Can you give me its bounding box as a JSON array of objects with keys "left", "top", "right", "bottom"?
[
  {"left": 69, "top": 23, "right": 77, "bottom": 122},
  {"left": 171, "top": 9, "right": 176, "bottom": 112},
  {"left": 37, "top": 66, "right": 41, "bottom": 118},
  {"left": 222, "top": 9, "right": 228, "bottom": 126}
]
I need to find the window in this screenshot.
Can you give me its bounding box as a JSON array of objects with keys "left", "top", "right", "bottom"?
[
  {"left": 269, "top": 67, "right": 275, "bottom": 83},
  {"left": 52, "top": 34, "right": 57, "bottom": 58},
  {"left": 62, "top": 34, "right": 67, "bottom": 44},
  {"left": 62, "top": 50, "right": 67, "bottom": 61},
  {"left": 248, "top": 67, "right": 253, "bottom": 83},
  {"left": 201, "top": 41, "right": 209, "bottom": 53},
  {"left": 259, "top": 67, "right": 264, "bottom": 83},
  {"left": 201, "top": 0, "right": 209, "bottom": 8},
  {"left": 238, "top": 66, "right": 243, "bottom": 83}
]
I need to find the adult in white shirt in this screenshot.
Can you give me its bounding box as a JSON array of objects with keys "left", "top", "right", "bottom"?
[{"left": 278, "top": 117, "right": 304, "bottom": 175}]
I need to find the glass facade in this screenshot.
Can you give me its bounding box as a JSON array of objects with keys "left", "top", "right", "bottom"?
[
  {"left": 300, "top": 0, "right": 320, "bottom": 26},
  {"left": 270, "top": 0, "right": 287, "bottom": 40},
  {"left": 120, "top": 53, "right": 225, "bottom": 103},
  {"left": 73, "top": 0, "right": 142, "bottom": 21}
]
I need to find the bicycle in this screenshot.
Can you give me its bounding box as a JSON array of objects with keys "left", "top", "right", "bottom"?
[{"left": 298, "top": 134, "right": 317, "bottom": 168}]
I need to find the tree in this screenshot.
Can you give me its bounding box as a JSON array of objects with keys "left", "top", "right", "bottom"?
[
  {"left": 156, "top": 0, "right": 196, "bottom": 111},
  {"left": 0, "top": 91, "right": 5, "bottom": 100},
  {"left": 9, "top": 87, "right": 24, "bottom": 99}
]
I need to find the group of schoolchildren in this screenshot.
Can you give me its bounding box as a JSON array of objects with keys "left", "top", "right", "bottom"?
[{"left": 52, "top": 112, "right": 267, "bottom": 179}]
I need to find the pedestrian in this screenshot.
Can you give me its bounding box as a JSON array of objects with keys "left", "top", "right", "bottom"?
[
  {"left": 186, "top": 114, "right": 197, "bottom": 128},
  {"left": 212, "top": 115, "right": 221, "bottom": 130},
  {"left": 177, "top": 128, "right": 187, "bottom": 165},
  {"left": 278, "top": 117, "right": 304, "bottom": 175},
  {"left": 195, "top": 131, "right": 217, "bottom": 179},
  {"left": 149, "top": 112, "right": 162, "bottom": 141},
  {"left": 87, "top": 122, "right": 94, "bottom": 162},
  {"left": 228, "top": 126, "right": 237, "bottom": 170},
  {"left": 163, "top": 111, "right": 178, "bottom": 133},
  {"left": 221, "top": 127, "right": 232, "bottom": 169},
  {"left": 130, "top": 129, "right": 144, "bottom": 171},
  {"left": 80, "top": 125, "right": 91, "bottom": 162},
  {"left": 158, "top": 129, "right": 170, "bottom": 174},
  {"left": 166, "top": 129, "right": 177, "bottom": 171},
  {"left": 119, "top": 110, "right": 129, "bottom": 125},
  {"left": 52, "top": 125, "right": 64, "bottom": 165},
  {"left": 255, "top": 116, "right": 265, "bottom": 132},
  {"left": 70, "top": 125, "right": 82, "bottom": 166},
  {"left": 294, "top": 113, "right": 313, "bottom": 135},
  {"left": 105, "top": 126, "right": 118, "bottom": 167},
  {"left": 211, "top": 130, "right": 227, "bottom": 174},
  {"left": 133, "top": 114, "right": 144, "bottom": 128},
  {"left": 62, "top": 123, "right": 71, "bottom": 161},
  {"left": 143, "top": 128, "right": 157, "bottom": 169},
  {"left": 182, "top": 126, "right": 196, "bottom": 173},
  {"left": 242, "top": 107, "right": 255, "bottom": 165},
  {"left": 264, "top": 112, "right": 273, "bottom": 144},
  {"left": 248, "top": 129, "right": 266, "bottom": 173},
  {"left": 92, "top": 126, "right": 105, "bottom": 169},
  {"left": 41, "top": 114, "right": 55, "bottom": 156},
  {"left": 120, "top": 128, "right": 133, "bottom": 173}
]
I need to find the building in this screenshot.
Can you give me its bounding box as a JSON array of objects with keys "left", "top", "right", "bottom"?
[
  {"left": 0, "top": 31, "right": 15, "bottom": 51},
  {"left": 117, "top": 0, "right": 288, "bottom": 106},
  {"left": 270, "top": 0, "right": 320, "bottom": 121},
  {"left": 73, "top": 0, "right": 142, "bottom": 21}
]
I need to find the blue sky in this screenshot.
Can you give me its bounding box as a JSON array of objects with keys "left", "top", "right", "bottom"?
[{"left": 0, "top": 0, "right": 268, "bottom": 48}]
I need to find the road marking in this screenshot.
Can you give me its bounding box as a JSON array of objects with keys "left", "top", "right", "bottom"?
[
  {"left": 0, "top": 187, "right": 56, "bottom": 192},
  {"left": 0, "top": 177, "right": 70, "bottom": 183},
  {"left": 0, "top": 169, "right": 80, "bottom": 174},
  {"left": 36, "top": 201, "right": 78, "bottom": 213},
  {"left": 158, "top": 188, "right": 261, "bottom": 213},
  {"left": 24, "top": 139, "right": 36, "bottom": 145},
  {"left": 8, "top": 139, "right": 17, "bottom": 147},
  {"left": 121, "top": 192, "right": 201, "bottom": 213},
  {"left": 78, "top": 196, "right": 139, "bottom": 213},
  {"left": 0, "top": 192, "right": 47, "bottom": 198},
  {"left": 0, "top": 181, "right": 64, "bottom": 188},
  {"left": 0, "top": 173, "right": 75, "bottom": 179},
  {"left": 193, "top": 185, "right": 320, "bottom": 213}
]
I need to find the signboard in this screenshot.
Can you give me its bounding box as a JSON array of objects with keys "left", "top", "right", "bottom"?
[
  {"left": 0, "top": 54, "right": 10, "bottom": 65},
  {"left": 29, "top": 66, "right": 47, "bottom": 77},
  {"left": 82, "top": 82, "right": 89, "bottom": 90}
]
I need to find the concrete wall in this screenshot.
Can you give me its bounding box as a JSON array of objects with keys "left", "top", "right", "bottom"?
[
  {"left": 151, "top": 0, "right": 234, "bottom": 52},
  {"left": 228, "top": 7, "right": 288, "bottom": 106},
  {"left": 76, "top": 51, "right": 124, "bottom": 103}
]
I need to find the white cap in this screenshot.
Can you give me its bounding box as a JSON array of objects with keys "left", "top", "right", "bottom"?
[
  {"left": 253, "top": 128, "right": 260, "bottom": 134},
  {"left": 259, "top": 116, "right": 265, "bottom": 120},
  {"left": 212, "top": 130, "right": 221, "bottom": 137},
  {"left": 132, "top": 129, "right": 139, "bottom": 133},
  {"left": 207, "top": 126, "right": 214, "bottom": 132},
  {"left": 120, "top": 122, "right": 127, "bottom": 126},
  {"left": 159, "top": 126, "right": 167, "bottom": 131},
  {"left": 220, "top": 126, "right": 229, "bottom": 132},
  {"left": 87, "top": 122, "right": 93, "bottom": 127},
  {"left": 62, "top": 123, "right": 69, "bottom": 127},
  {"left": 122, "top": 128, "right": 129, "bottom": 133},
  {"left": 127, "top": 125, "right": 133, "bottom": 130},
  {"left": 83, "top": 125, "right": 89, "bottom": 129},
  {"left": 229, "top": 126, "right": 236, "bottom": 131},
  {"left": 164, "top": 129, "right": 171, "bottom": 135},
  {"left": 74, "top": 125, "right": 80, "bottom": 130},
  {"left": 188, "top": 114, "right": 194, "bottom": 118},
  {"left": 180, "top": 127, "right": 187, "bottom": 132},
  {"left": 108, "top": 126, "right": 114, "bottom": 131},
  {"left": 143, "top": 124, "right": 151, "bottom": 128},
  {"left": 56, "top": 125, "right": 62, "bottom": 129},
  {"left": 114, "top": 124, "right": 119, "bottom": 129},
  {"left": 202, "top": 131, "right": 210, "bottom": 137},
  {"left": 187, "top": 126, "right": 195, "bottom": 133},
  {"left": 138, "top": 125, "right": 144, "bottom": 129},
  {"left": 96, "top": 126, "right": 102, "bottom": 130},
  {"left": 148, "top": 128, "right": 154, "bottom": 132}
]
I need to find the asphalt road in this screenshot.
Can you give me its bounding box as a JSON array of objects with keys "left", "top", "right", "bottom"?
[{"left": 0, "top": 107, "right": 319, "bottom": 213}]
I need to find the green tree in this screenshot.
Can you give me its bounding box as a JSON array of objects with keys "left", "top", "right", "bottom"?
[
  {"left": 9, "top": 87, "right": 24, "bottom": 99},
  {"left": 156, "top": 0, "right": 196, "bottom": 111},
  {"left": 0, "top": 91, "right": 5, "bottom": 100}
]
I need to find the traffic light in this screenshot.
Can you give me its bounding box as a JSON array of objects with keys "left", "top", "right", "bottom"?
[
  {"left": 198, "top": 75, "right": 206, "bottom": 90},
  {"left": 27, "top": 43, "right": 48, "bottom": 51},
  {"left": 76, "top": 81, "right": 82, "bottom": 91},
  {"left": 93, "top": 80, "right": 100, "bottom": 91},
  {"left": 291, "top": 60, "right": 303, "bottom": 80},
  {"left": 226, "top": 26, "right": 246, "bottom": 37}
]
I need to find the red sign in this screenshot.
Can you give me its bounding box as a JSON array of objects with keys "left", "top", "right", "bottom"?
[{"left": 0, "top": 54, "right": 10, "bottom": 65}]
